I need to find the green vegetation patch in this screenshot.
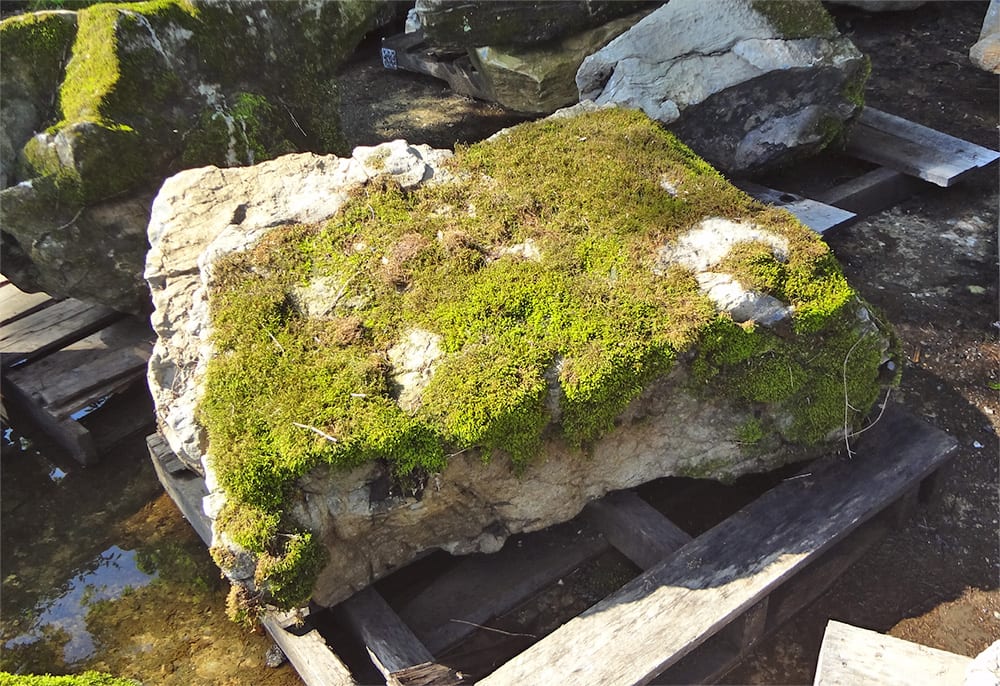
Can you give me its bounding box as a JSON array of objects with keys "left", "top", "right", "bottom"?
[
  {"left": 0, "top": 672, "right": 139, "bottom": 686},
  {"left": 201, "top": 108, "right": 893, "bottom": 609},
  {"left": 751, "top": 0, "right": 837, "bottom": 39}
]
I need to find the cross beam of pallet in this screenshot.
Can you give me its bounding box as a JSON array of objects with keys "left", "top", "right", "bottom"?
[{"left": 478, "top": 406, "right": 957, "bottom": 686}]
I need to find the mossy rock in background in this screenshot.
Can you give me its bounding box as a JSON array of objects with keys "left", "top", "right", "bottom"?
[
  {"left": 0, "top": 0, "right": 393, "bottom": 313},
  {"left": 146, "top": 105, "right": 899, "bottom": 614}
]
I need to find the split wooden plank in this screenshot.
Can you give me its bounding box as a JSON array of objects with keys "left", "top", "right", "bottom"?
[
  {"left": 339, "top": 587, "right": 435, "bottom": 680},
  {"left": 147, "top": 432, "right": 358, "bottom": 686},
  {"left": 5, "top": 317, "right": 153, "bottom": 417},
  {"left": 846, "top": 107, "right": 1000, "bottom": 187},
  {"left": 583, "top": 490, "right": 693, "bottom": 570},
  {"left": 479, "top": 405, "right": 957, "bottom": 686},
  {"left": 0, "top": 281, "right": 55, "bottom": 327},
  {"left": 398, "top": 520, "right": 609, "bottom": 655},
  {"left": 0, "top": 297, "right": 121, "bottom": 368},
  {"left": 813, "top": 620, "right": 972, "bottom": 686},
  {"left": 736, "top": 180, "right": 857, "bottom": 233}
]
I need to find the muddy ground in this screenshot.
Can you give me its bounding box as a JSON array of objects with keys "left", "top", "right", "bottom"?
[{"left": 338, "top": 2, "right": 1000, "bottom": 682}]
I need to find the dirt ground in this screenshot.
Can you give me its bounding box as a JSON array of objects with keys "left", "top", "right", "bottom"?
[{"left": 340, "top": 2, "right": 1000, "bottom": 683}]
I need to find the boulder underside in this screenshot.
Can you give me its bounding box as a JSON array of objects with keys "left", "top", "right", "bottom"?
[{"left": 146, "top": 106, "right": 896, "bottom": 615}]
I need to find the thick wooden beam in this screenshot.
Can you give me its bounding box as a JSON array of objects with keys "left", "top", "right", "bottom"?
[
  {"left": 813, "top": 620, "right": 972, "bottom": 686},
  {"left": 340, "top": 587, "right": 435, "bottom": 680},
  {"left": 262, "top": 614, "right": 358, "bottom": 686},
  {"left": 479, "top": 406, "right": 957, "bottom": 686},
  {"left": 583, "top": 490, "right": 692, "bottom": 570},
  {"left": 814, "top": 166, "right": 924, "bottom": 217},
  {"left": 398, "top": 520, "right": 609, "bottom": 654}
]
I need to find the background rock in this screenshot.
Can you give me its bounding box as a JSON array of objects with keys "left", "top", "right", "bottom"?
[
  {"left": 469, "top": 10, "right": 650, "bottom": 113},
  {"left": 576, "top": 0, "right": 869, "bottom": 174},
  {"left": 0, "top": 0, "right": 393, "bottom": 313},
  {"left": 970, "top": 0, "right": 1000, "bottom": 74},
  {"left": 414, "top": 0, "right": 653, "bottom": 52}
]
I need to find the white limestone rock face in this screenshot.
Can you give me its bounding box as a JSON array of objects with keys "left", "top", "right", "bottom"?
[
  {"left": 576, "top": 0, "right": 868, "bottom": 173},
  {"left": 146, "top": 144, "right": 451, "bottom": 474}
]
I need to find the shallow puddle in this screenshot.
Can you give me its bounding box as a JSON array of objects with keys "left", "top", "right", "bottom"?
[{"left": 0, "top": 420, "right": 302, "bottom": 684}]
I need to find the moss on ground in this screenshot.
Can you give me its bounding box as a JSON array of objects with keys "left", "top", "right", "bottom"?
[
  {"left": 201, "top": 108, "right": 895, "bottom": 611},
  {"left": 0, "top": 672, "right": 139, "bottom": 686}
]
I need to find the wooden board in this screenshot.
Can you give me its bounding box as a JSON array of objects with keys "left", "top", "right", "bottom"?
[
  {"left": 813, "top": 620, "right": 972, "bottom": 686},
  {"left": 381, "top": 31, "right": 491, "bottom": 101},
  {"left": 737, "top": 180, "right": 857, "bottom": 233},
  {"left": 340, "top": 587, "right": 435, "bottom": 678},
  {"left": 0, "top": 297, "right": 121, "bottom": 368},
  {"left": 846, "top": 107, "right": 1000, "bottom": 187},
  {"left": 584, "top": 490, "right": 692, "bottom": 570},
  {"left": 0, "top": 281, "right": 55, "bottom": 327},
  {"left": 814, "top": 166, "right": 924, "bottom": 217},
  {"left": 148, "top": 432, "right": 214, "bottom": 546},
  {"left": 479, "top": 406, "right": 957, "bottom": 686},
  {"left": 5, "top": 317, "right": 153, "bottom": 418},
  {"left": 397, "top": 519, "right": 609, "bottom": 655}
]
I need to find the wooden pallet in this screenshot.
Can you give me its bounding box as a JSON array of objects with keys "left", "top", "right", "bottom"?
[
  {"left": 813, "top": 620, "right": 974, "bottom": 686},
  {"left": 147, "top": 405, "right": 957, "bottom": 686},
  {"left": 0, "top": 278, "right": 154, "bottom": 463}
]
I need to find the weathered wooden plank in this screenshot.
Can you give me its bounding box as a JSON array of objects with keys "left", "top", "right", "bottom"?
[
  {"left": 583, "top": 490, "right": 692, "bottom": 570},
  {"left": 0, "top": 298, "right": 121, "bottom": 368},
  {"left": 381, "top": 31, "right": 491, "bottom": 101},
  {"left": 0, "top": 282, "right": 55, "bottom": 327},
  {"left": 738, "top": 181, "right": 857, "bottom": 233},
  {"left": 6, "top": 317, "right": 153, "bottom": 414},
  {"left": 479, "top": 406, "right": 957, "bottom": 686},
  {"left": 814, "top": 166, "right": 925, "bottom": 217},
  {"left": 398, "top": 520, "right": 609, "bottom": 655},
  {"left": 2, "top": 376, "right": 97, "bottom": 462},
  {"left": 813, "top": 620, "right": 972, "bottom": 686},
  {"left": 262, "top": 614, "right": 359, "bottom": 686},
  {"left": 340, "top": 586, "right": 435, "bottom": 680},
  {"left": 389, "top": 661, "right": 467, "bottom": 686},
  {"left": 846, "top": 108, "right": 1000, "bottom": 187},
  {"left": 147, "top": 433, "right": 213, "bottom": 546},
  {"left": 148, "top": 433, "right": 358, "bottom": 686}
]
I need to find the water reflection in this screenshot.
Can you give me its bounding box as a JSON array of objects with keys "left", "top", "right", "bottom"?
[{"left": 5, "top": 546, "right": 156, "bottom": 665}]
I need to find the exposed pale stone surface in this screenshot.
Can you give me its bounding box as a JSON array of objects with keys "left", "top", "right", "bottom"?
[
  {"left": 965, "top": 639, "right": 1000, "bottom": 686},
  {"left": 146, "top": 145, "right": 454, "bottom": 474},
  {"left": 576, "top": 0, "right": 867, "bottom": 173},
  {"left": 970, "top": 0, "right": 1000, "bottom": 74}
]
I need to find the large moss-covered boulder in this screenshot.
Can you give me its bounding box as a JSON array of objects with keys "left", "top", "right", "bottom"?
[
  {"left": 146, "top": 106, "right": 898, "bottom": 615},
  {"left": 576, "top": 0, "right": 870, "bottom": 173},
  {"left": 0, "top": 0, "right": 389, "bottom": 313}
]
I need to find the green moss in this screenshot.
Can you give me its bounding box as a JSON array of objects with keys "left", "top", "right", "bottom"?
[
  {"left": 736, "top": 418, "right": 765, "bottom": 446},
  {"left": 181, "top": 92, "right": 296, "bottom": 168},
  {"left": 253, "top": 532, "right": 327, "bottom": 609},
  {"left": 751, "top": 0, "right": 837, "bottom": 39},
  {"left": 843, "top": 54, "right": 872, "bottom": 109},
  {"left": 0, "top": 10, "right": 77, "bottom": 98},
  {"left": 201, "top": 108, "right": 894, "bottom": 609},
  {"left": 0, "top": 672, "right": 139, "bottom": 686}
]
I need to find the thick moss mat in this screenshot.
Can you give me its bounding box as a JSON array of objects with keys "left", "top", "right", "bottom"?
[{"left": 200, "top": 108, "right": 895, "bottom": 611}]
